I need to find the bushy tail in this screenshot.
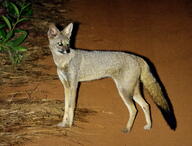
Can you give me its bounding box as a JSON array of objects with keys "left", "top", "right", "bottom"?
[{"left": 139, "top": 58, "right": 176, "bottom": 130}]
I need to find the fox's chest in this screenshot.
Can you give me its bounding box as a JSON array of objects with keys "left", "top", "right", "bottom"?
[{"left": 51, "top": 52, "right": 71, "bottom": 69}]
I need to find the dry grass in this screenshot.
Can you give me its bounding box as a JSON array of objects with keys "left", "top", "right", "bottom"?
[
  {"left": 0, "top": 1, "right": 82, "bottom": 145},
  {"left": 0, "top": 98, "right": 96, "bottom": 146}
]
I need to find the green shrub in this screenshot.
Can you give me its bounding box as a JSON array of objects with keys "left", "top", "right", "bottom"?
[{"left": 0, "top": 0, "right": 32, "bottom": 65}]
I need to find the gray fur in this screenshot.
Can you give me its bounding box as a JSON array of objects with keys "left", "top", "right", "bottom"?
[{"left": 48, "top": 23, "right": 172, "bottom": 132}]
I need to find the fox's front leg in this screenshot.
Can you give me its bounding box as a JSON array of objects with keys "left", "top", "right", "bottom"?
[
  {"left": 57, "top": 83, "right": 78, "bottom": 128},
  {"left": 57, "top": 68, "right": 71, "bottom": 127},
  {"left": 67, "top": 85, "right": 77, "bottom": 126},
  {"left": 57, "top": 86, "right": 70, "bottom": 127}
]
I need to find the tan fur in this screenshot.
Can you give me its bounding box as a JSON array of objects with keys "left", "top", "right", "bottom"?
[{"left": 139, "top": 59, "right": 170, "bottom": 111}]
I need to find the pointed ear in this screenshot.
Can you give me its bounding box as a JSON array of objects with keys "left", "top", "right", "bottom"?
[
  {"left": 62, "top": 23, "right": 73, "bottom": 38},
  {"left": 48, "top": 23, "right": 60, "bottom": 39}
]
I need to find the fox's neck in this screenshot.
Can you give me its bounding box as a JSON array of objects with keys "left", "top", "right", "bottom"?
[{"left": 51, "top": 48, "right": 75, "bottom": 68}]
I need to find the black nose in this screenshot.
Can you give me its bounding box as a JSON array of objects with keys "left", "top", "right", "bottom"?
[{"left": 66, "top": 49, "right": 70, "bottom": 53}]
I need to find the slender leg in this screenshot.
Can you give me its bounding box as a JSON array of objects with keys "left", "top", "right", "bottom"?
[
  {"left": 122, "top": 96, "right": 137, "bottom": 133},
  {"left": 68, "top": 84, "right": 78, "bottom": 127},
  {"left": 113, "top": 77, "right": 138, "bottom": 133},
  {"left": 57, "top": 86, "right": 71, "bottom": 127},
  {"left": 57, "top": 68, "right": 71, "bottom": 127},
  {"left": 57, "top": 83, "right": 78, "bottom": 127},
  {"left": 133, "top": 82, "right": 152, "bottom": 130}
]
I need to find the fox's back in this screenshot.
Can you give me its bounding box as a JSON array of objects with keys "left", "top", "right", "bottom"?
[{"left": 75, "top": 49, "right": 141, "bottom": 81}]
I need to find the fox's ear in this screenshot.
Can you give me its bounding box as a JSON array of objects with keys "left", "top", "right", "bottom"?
[
  {"left": 48, "top": 23, "right": 59, "bottom": 39},
  {"left": 62, "top": 23, "right": 73, "bottom": 38}
]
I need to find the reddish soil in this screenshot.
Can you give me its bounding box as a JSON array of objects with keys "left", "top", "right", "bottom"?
[{"left": 2, "top": 0, "right": 192, "bottom": 145}]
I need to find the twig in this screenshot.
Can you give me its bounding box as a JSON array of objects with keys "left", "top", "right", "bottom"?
[{"left": 25, "top": 84, "right": 39, "bottom": 99}]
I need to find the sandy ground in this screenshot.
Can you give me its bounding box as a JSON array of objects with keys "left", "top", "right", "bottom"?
[{"left": 3, "top": 0, "right": 192, "bottom": 145}]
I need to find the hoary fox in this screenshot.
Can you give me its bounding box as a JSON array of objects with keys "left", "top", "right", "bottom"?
[{"left": 48, "top": 23, "right": 176, "bottom": 133}]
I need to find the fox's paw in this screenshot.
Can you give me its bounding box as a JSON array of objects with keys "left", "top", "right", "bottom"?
[
  {"left": 144, "top": 124, "right": 151, "bottom": 130},
  {"left": 56, "top": 122, "right": 70, "bottom": 128},
  {"left": 121, "top": 128, "right": 130, "bottom": 133}
]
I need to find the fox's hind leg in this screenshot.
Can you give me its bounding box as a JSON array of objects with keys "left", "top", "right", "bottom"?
[
  {"left": 133, "top": 82, "right": 152, "bottom": 130},
  {"left": 113, "top": 76, "right": 138, "bottom": 133}
]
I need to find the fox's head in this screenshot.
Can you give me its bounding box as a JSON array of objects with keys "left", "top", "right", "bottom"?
[{"left": 48, "top": 23, "right": 73, "bottom": 54}]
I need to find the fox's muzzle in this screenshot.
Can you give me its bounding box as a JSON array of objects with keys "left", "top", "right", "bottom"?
[{"left": 58, "top": 46, "right": 70, "bottom": 54}]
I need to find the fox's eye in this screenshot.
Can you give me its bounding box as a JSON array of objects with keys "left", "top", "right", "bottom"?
[
  {"left": 64, "top": 40, "right": 69, "bottom": 46},
  {"left": 57, "top": 42, "right": 63, "bottom": 46}
]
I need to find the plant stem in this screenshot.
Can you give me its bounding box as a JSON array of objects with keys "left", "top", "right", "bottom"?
[
  {"left": 0, "top": 43, "right": 9, "bottom": 50},
  {"left": 0, "top": 43, "right": 15, "bottom": 65},
  {"left": 7, "top": 50, "right": 14, "bottom": 64}
]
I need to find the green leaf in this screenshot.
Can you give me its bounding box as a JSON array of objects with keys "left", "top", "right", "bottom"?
[
  {"left": 10, "top": 2, "right": 20, "bottom": 17},
  {"left": 0, "top": 24, "right": 6, "bottom": 29},
  {"left": 25, "top": 9, "right": 33, "bottom": 16},
  {"left": 12, "top": 46, "right": 27, "bottom": 52},
  {"left": 0, "top": 46, "right": 4, "bottom": 51},
  {"left": 0, "top": 29, "right": 6, "bottom": 40},
  {"left": 16, "top": 18, "right": 29, "bottom": 25},
  {"left": 6, "top": 15, "right": 15, "bottom": 23},
  {"left": 7, "top": 29, "right": 27, "bottom": 46},
  {"left": 2, "top": 16, "right": 12, "bottom": 30},
  {"left": 6, "top": 31, "right": 13, "bottom": 41},
  {"left": 21, "top": 3, "right": 31, "bottom": 11},
  {"left": 20, "top": 3, "right": 32, "bottom": 16}
]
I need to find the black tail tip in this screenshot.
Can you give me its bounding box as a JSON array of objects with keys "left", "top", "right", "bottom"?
[{"left": 158, "top": 106, "right": 177, "bottom": 130}]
